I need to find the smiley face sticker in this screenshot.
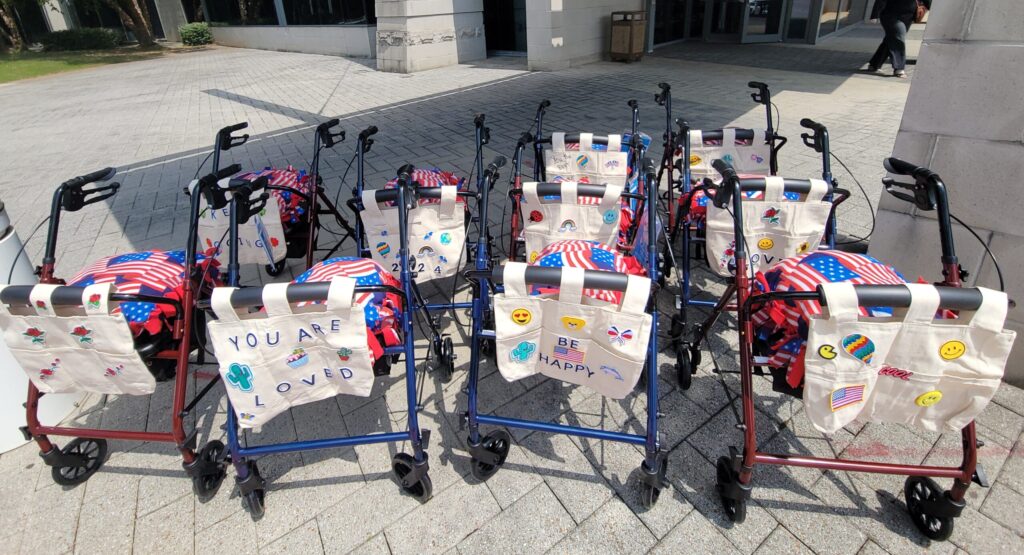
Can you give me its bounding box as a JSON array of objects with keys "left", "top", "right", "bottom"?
[
  {"left": 915, "top": 390, "right": 943, "bottom": 407},
  {"left": 939, "top": 340, "right": 966, "bottom": 361},
  {"left": 511, "top": 308, "right": 532, "bottom": 326},
  {"left": 561, "top": 316, "right": 586, "bottom": 331},
  {"left": 818, "top": 344, "right": 838, "bottom": 360},
  {"left": 529, "top": 251, "right": 539, "bottom": 263},
  {"left": 757, "top": 238, "right": 774, "bottom": 250}
]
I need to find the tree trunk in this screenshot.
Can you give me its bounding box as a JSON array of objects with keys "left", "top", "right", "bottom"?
[
  {"left": 106, "top": 0, "right": 155, "bottom": 46},
  {"left": 0, "top": 4, "right": 24, "bottom": 51}
]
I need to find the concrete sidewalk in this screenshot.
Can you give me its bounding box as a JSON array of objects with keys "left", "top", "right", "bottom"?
[{"left": 0, "top": 23, "right": 1021, "bottom": 555}]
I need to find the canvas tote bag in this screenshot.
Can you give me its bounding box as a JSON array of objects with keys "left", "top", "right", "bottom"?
[
  {"left": 360, "top": 186, "right": 465, "bottom": 282},
  {"left": 803, "top": 283, "right": 1015, "bottom": 434},
  {"left": 493, "top": 262, "right": 652, "bottom": 399},
  {"left": 543, "top": 132, "right": 630, "bottom": 184},
  {"left": 0, "top": 283, "right": 156, "bottom": 395},
  {"left": 208, "top": 278, "right": 374, "bottom": 429},
  {"left": 688, "top": 128, "right": 771, "bottom": 183},
  {"left": 520, "top": 181, "right": 623, "bottom": 263},
  {"left": 705, "top": 175, "right": 832, "bottom": 277},
  {"left": 193, "top": 178, "right": 287, "bottom": 266}
]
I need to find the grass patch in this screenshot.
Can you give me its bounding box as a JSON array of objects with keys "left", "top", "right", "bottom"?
[{"left": 0, "top": 48, "right": 164, "bottom": 84}]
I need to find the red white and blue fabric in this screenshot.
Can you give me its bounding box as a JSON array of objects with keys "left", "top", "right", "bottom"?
[
  {"left": 530, "top": 240, "right": 645, "bottom": 304},
  {"left": 238, "top": 166, "right": 312, "bottom": 225},
  {"left": 68, "top": 250, "right": 221, "bottom": 337},
  {"left": 384, "top": 168, "right": 466, "bottom": 206},
  {"left": 293, "top": 257, "right": 402, "bottom": 363},
  {"left": 682, "top": 182, "right": 800, "bottom": 220},
  {"left": 750, "top": 251, "right": 907, "bottom": 387}
]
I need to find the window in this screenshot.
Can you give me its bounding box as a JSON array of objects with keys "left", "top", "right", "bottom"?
[
  {"left": 205, "top": 0, "right": 279, "bottom": 26},
  {"left": 281, "top": 0, "right": 375, "bottom": 25}
]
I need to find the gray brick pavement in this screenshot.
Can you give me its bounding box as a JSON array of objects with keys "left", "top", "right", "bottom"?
[{"left": 0, "top": 23, "right": 1021, "bottom": 555}]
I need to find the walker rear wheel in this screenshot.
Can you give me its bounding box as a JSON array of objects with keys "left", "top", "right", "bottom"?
[
  {"left": 191, "top": 440, "right": 227, "bottom": 502},
  {"left": 264, "top": 260, "right": 287, "bottom": 277},
  {"left": 716, "top": 456, "right": 747, "bottom": 523},
  {"left": 437, "top": 336, "right": 455, "bottom": 383},
  {"left": 146, "top": 358, "right": 177, "bottom": 382},
  {"left": 676, "top": 348, "right": 692, "bottom": 390},
  {"left": 392, "top": 453, "right": 433, "bottom": 502},
  {"left": 51, "top": 438, "right": 107, "bottom": 486},
  {"left": 904, "top": 476, "right": 955, "bottom": 541},
  {"left": 240, "top": 461, "right": 266, "bottom": 521},
  {"left": 470, "top": 430, "right": 511, "bottom": 481}
]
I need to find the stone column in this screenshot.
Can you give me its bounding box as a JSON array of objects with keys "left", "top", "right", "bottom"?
[
  {"left": 868, "top": 0, "right": 1024, "bottom": 385},
  {"left": 375, "top": 0, "right": 486, "bottom": 73}
]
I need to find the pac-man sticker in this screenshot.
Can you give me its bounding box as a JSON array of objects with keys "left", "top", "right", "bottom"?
[
  {"left": 797, "top": 241, "right": 811, "bottom": 254},
  {"left": 511, "top": 308, "right": 532, "bottom": 325},
  {"left": 939, "top": 340, "right": 966, "bottom": 361},
  {"left": 561, "top": 316, "right": 586, "bottom": 331},
  {"left": 757, "top": 238, "right": 774, "bottom": 250},
  {"left": 842, "top": 334, "right": 875, "bottom": 364},
  {"left": 818, "top": 344, "right": 838, "bottom": 360},
  {"left": 376, "top": 241, "right": 391, "bottom": 258},
  {"left": 915, "top": 390, "right": 943, "bottom": 407}
]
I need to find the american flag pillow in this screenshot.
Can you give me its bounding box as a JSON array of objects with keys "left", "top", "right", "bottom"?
[
  {"left": 530, "top": 240, "right": 645, "bottom": 304},
  {"left": 238, "top": 166, "right": 312, "bottom": 225},
  {"left": 384, "top": 168, "right": 465, "bottom": 206}
]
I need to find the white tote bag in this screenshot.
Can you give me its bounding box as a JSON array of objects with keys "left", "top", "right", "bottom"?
[
  {"left": 688, "top": 128, "right": 771, "bottom": 183},
  {"left": 493, "top": 263, "right": 652, "bottom": 399},
  {"left": 803, "top": 283, "right": 1015, "bottom": 434},
  {"left": 705, "top": 176, "right": 832, "bottom": 277},
  {"left": 520, "top": 181, "right": 623, "bottom": 263},
  {"left": 360, "top": 186, "right": 465, "bottom": 282},
  {"left": 193, "top": 178, "right": 287, "bottom": 266},
  {"left": 0, "top": 283, "right": 156, "bottom": 395},
  {"left": 208, "top": 278, "right": 374, "bottom": 430},
  {"left": 543, "top": 133, "right": 630, "bottom": 184}
]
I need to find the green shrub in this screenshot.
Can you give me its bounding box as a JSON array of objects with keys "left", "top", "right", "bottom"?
[
  {"left": 40, "top": 28, "right": 121, "bottom": 51},
  {"left": 179, "top": 23, "right": 213, "bottom": 46}
]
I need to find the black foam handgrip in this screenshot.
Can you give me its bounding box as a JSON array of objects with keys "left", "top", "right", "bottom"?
[
  {"left": 658, "top": 82, "right": 670, "bottom": 91},
  {"left": 489, "top": 155, "right": 507, "bottom": 170},
  {"left": 517, "top": 132, "right": 533, "bottom": 146},
  {"left": 800, "top": 118, "right": 825, "bottom": 132},
  {"left": 627, "top": 99, "right": 639, "bottom": 108},
  {"left": 359, "top": 126, "right": 378, "bottom": 140},
  {"left": 216, "top": 163, "right": 242, "bottom": 180},
  {"left": 712, "top": 159, "right": 738, "bottom": 181},
  {"left": 224, "top": 122, "right": 248, "bottom": 133},
  {"left": 538, "top": 99, "right": 551, "bottom": 109},
  {"left": 67, "top": 167, "right": 116, "bottom": 186},
  {"left": 322, "top": 118, "right": 340, "bottom": 129},
  {"left": 883, "top": 157, "right": 920, "bottom": 176},
  {"left": 748, "top": 81, "right": 767, "bottom": 89}
]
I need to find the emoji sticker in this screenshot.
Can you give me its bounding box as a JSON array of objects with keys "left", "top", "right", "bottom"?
[
  {"left": 818, "top": 344, "right": 837, "bottom": 360},
  {"left": 842, "top": 334, "right": 875, "bottom": 364},
  {"left": 939, "top": 340, "right": 966, "bottom": 361},
  {"left": 689, "top": 154, "right": 702, "bottom": 166},
  {"left": 511, "top": 308, "right": 532, "bottom": 326},
  {"left": 561, "top": 316, "right": 586, "bottom": 332},
  {"left": 510, "top": 341, "right": 537, "bottom": 363},
  {"left": 757, "top": 238, "right": 774, "bottom": 250},
  {"left": 529, "top": 251, "right": 539, "bottom": 263},
  {"left": 797, "top": 241, "right": 811, "bottom": 254},
  {"left": 915, "top": 390, "right": 943, "bottom": 407},
  {"left": 603, "top": 210, "right": 617, "bottom": 225}
]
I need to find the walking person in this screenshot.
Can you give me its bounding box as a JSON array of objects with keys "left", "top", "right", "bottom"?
[{"left": 867, "top": 0, "right": 930, "bottom": 78}]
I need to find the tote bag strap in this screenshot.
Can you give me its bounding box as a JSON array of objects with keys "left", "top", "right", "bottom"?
[
  {"left": 360, "top": 190, "right": 385, "bottom": 221},
  {"left": 607, "top": 134, "right": 622, "bottom": 152},
  {"left": 807, "top": 178, "right": 828, "bottom": 202},
  {"left": 210, "top": 287, "right": 242, "bottom": 323},
  {"left": 502, "top": 262, "right": 529, "bottom": 297},
  {"left": 689, "top": 130, "right": 704, "bottom": 148},
  {"left": 552, "top": 132, "right": 567, "bottom": 152},
  {"left": 438, "top": 185, "right": 458, "bottom": 220},
  {"left": 558, "top": 266, "right": 585, "bottom": 305},
  {"left": 262, "top": 283, "right": 293, "bottom": 317},
  {"left": 560, "top": 181, "right": 579, "bottom": 206},
  {"left": 598, "top": 182, "right": 624, "bottom": 215},
  {"left": 763, "top": 176, "right": 785, "bottom": 202},
  {"left": 82, "top": 283, "right": 114, "bottom": 316},
  {"left": 723, "top": 128, "right": 736, "bottom": 146},
  {"left": 326, "top": 276, "right": 358, "bottom": 322},
  {"left": 580, "top": 133, "right": 594, "bottom": 152},
  {"left": 618, "top": 275, "right": 651, "bottom": 315},
  {"left": 903, "top": 283, "right": 941, "bottom": 324},
  {"left": 820, "top": 282, "right": 860, "bottom": 324},
  {"left": 29, "top": 284, "right": 60, "bottom": 316},
  {"left": 522, "top": 181, "right": 541, "bottom": 206},
  {"left": 966, "top": 287, "right": 1009, "bottom": 333},
  {"left": 0, "top": 285, "right": 12, "bottom": 316}
]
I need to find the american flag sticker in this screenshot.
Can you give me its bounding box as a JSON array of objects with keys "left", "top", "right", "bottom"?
[
  {"left": 553, "top": 345, "right": 585, "bottom": 364},
  {"left": 830, "top": 384, "right": 865, "bottom": 412}
]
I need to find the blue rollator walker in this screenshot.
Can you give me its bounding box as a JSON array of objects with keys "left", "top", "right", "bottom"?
[
  {"left": 195, "top": 139, "right": 434, "bottom": 518},
  {"left": 349, "top": 117, "right": 494, "bottom": 381},
  {"left": 463, "top": 150, "right": 669, "bottom": 507}
]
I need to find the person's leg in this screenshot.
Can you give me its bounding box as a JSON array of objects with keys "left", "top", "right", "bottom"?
[
  {"left": 867, "top": 18, "right": 894, "bottom": 69},
  {"left": 890, "top": 16, "right": 911, "bottom": 75}
]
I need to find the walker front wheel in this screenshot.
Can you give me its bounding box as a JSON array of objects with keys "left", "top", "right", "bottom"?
[
  {"left": 676, "top": 348, "right": 692, "bottom": 390},
  {"left": 716, "top": 456, "right": 747, "bottom": 523},
  {"left": 264, "top": 260, "right": 287, "bottom": 277},
  {"left": 437, "top": 336, "right": 455, "bottom": 383},
  {"left": 470, "top": 430, "right": 511, "bottom": 481},
  {"left": 904, "top": 476, "right": 955, "bottom": 541},
  {"left": 392, "top": 453, "right": 433, "bottom": 502},
  {"left": 191, "top": 440, "right": 227, "bottom": 502},
  {"left": 50, "top": 438, "right": 108, "bottom": 486}
]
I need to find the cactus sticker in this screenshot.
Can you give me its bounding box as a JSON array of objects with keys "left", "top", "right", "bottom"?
[
  {"left": 337, "top": 347, "right": 352, "bottom": 362},
  {"left": 226, "top": 363, "right": 255, "bottom": 392},
  {"left": 23, "top": 327, "right": 45, "bottom": 345}
]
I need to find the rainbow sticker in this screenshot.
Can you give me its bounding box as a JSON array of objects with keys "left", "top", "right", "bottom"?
[{"left": 842, "top": 334, "right": 875, "bottom": 364}]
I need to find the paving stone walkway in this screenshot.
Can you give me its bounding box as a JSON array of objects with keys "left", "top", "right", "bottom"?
[{"left": 1, "top": 22, "right": 1021, "bottom": 555}]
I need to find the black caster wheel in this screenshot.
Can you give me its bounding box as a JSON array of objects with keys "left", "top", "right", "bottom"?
[
  {"left": 676, "top": 348, "right": 692, "bottom": 390},
  {"left": 904, "top": 476, "right": 955, "bottom": 541},
  {"left": 470, "top": 430, "right": 511, "bottom": 482},
  {"left": 436, "top": 336, "right": 454, "bottom": 383},
  {"left": 392, "top": 453, "right": 433, "bottom": 502},
  {"left": 638, "top": 458, "right": 667, "bottom": 509},
  {"left": 716, "top": 456, "right": 747, "bottom": 523},
  {"left": 50, "top": 437, "right": 108, "bottom": 486},
  {"left": 145, "top": 357, "right": 178, "bottom": 382},
  {"left": 689, "top": 346, "right": 702, "bottom": 369},
  {"left": 640, "top": 481, "right": 661, "bottom": 509},
  {"left": 239, "top": 461, "right": 266, "bottom": 520},
  {"left": 264, "top": 259, "right": 287, "bottom": 277},
  {"left": 191, "top": 440, "right": 227, "bottom": 502}
]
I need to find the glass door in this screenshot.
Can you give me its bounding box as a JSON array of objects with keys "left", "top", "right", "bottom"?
[
  {"left": 705, "top": 0, "right": 744, "bottom": 41},
  {"left": 654, "top": 0, "right": 689, "bottom": 44},
  {"left": 740, "top": 0, "right": 786, "bottom": 43}
]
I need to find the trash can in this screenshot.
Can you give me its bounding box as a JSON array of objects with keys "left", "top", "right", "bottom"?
[{"left": 610, "top": 11, "right": 646, "bottom": 63}]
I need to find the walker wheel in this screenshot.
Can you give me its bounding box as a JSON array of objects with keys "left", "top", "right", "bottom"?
[
  {"left": 470, "top": 430, "right": 511, "bottom": 482},
  {"left": 240, "top": 461, "right": 266, "bottom": 520},
  {"left": 638, "top": 458, "right": 667, "bottom": 509},
  {"left": 145, "top": 357, "right": 177, "bottom": 382},
  {"left": 716, "top": 456, "right": 747, "bottom": 523},
  {"left": 191, "top": 440, "right": 227, "bottom": 502},
  {"left": 904, "top": 476, "right": 955, "bottom": 541},
  {"left": 437, "top": 336, "right": 454, "bottom": 383},
  {"left": 640, "top": 481, "right": 661, "bottom": 509},
  {"left": 392, "top": 453, "right": 433, "bottom": 502},
  {"left": 264, "top": 260, "right": 287, "bottom": 277},
  {"left": 51, "top": 438, "right": 107, "bottom": 486},
  {"left": 676, "top": 348, "right": 692, "bottom": 390}
]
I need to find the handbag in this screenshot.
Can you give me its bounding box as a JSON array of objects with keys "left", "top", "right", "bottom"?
[
  {"left": 493, "top": 263, "right": 652, "bottom": 399},
  {"left": 207, "top": 278, "right": 375, "bottom": 429},
  {"left": 193, "top": 179, "right": 287, "bottom": 266},
  {"left": 543, "top": 132, "right": 630, "bottom": 184},
  {"left": 0, "top": 283, "right": 156, "bottom": 395},
  {"left": 704, "top": 175, "right": 832, "bottom": 277},
  {"left": 803, "top": 283, "right": 1015, "bottom": 434},
  {"left": 360, "top": 186, "right": 465, "bottom": 282},
  {"left": 520, "top": 181, "right": 623, "bottom": 263}
]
